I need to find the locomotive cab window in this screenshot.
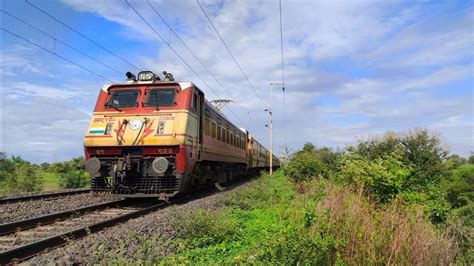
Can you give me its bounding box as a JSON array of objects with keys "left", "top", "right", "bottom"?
[
  {"left": 106, "top": 89, "right": 139, "bottom": 109},
  {"left": 144, "top": 88, "right": 175, "bottom": 107}
]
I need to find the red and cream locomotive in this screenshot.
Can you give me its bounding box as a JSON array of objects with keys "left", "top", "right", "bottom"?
[{"left": 84, "top": 71, "right": 279, "bottom": 198}]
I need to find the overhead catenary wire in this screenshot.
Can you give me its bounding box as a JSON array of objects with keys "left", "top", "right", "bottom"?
[
  {"left": 1, "top": 28, "right": 115, "bottom": 83},
  {"left": 145, "top": 0, "right": 255, "bottom": 130},
  {"left": 1, "top": 10, "right": 123, "bottom": 76},
  {"left": 196, "top": 0, "right": 269, "bottom": 109},
  {"left": 124, "top": 0, "right": 247, "bottom": 128},
  {"left": 25, "top": 0, "right": 141, "bottom": 71}
]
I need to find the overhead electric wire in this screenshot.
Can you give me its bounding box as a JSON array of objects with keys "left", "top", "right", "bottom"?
[
  {"left": 145, "top": 0, "right": 254, "bottom": 130},
  {"left": 1, "top": 28, "right": 115, "bottom": 83},
  {"left": 124, "top": 0, "right": 247, "bottom": 128},
  {"left": 279, "top": 0, "right": 287, "bottom": 147},
  {"left": 25, "top": 0, "right": 141, "bottom": 71},
  {"left": 196, "top": 0, "right": 269, "bottom": 109},
  {"left": 1, "top": 10, "right": 123, "bottom": 76}
]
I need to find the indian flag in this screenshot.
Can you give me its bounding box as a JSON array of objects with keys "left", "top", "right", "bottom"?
[{"left": 89, "top": 127, "right": 106, "bottom": 134}]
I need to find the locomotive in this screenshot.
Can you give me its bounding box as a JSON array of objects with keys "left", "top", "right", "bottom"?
[{"left": 83, "top": 70, "right": 279, "bottom": 199}]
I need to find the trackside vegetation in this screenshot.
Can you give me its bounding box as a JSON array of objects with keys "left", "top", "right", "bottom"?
[
  {"left": 1, "top": 128, "right": 472, "bottom": 264},
  {"left": 0, "top": 153, "right": 89, "bottom": 194},
  {"left": 95, "top": 128, "right": 472, "bottom": 264}
]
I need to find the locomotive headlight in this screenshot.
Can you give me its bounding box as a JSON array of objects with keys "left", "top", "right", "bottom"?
[
  {"left": 138, "top": 71, "right": 156, "bottom": 82},
  {"left": 85, "top": 157, "right": 101, "bottom": 175},
  {"left": 152, "top": 157, "right": 169, "bottom": 174}
]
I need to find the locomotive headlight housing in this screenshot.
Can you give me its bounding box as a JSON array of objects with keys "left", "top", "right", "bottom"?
[
  {"left": 85, "top": 157, "right": 101, "bottom": 175},
  {"left": 152, "top": 157, "right": 169, "bottom": 174},
  {"left": 138, "top": 71, "right": 156, "bottom": 82}
]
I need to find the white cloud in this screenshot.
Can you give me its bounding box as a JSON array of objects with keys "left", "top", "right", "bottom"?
[{"left": 1, "top": 0, "right": 472, "bottom": 161}]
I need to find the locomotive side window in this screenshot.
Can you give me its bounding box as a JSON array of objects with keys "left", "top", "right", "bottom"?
[
  {"left": 106, "top": 89, "right": 139, "bottom": 108},
  {"left": 144, "top": 88, "right": 175, "bottom": 107}
]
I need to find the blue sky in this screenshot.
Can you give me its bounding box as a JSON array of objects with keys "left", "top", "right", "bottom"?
[{"left": 1, "top": 0, "right": 473, "bottom": 162}]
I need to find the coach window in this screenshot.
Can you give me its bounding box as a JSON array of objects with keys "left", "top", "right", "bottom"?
[
  {"left": 205, "top": 118, "right": 210, "bottom": 136},
  {"left": 211, "top": 122, "right": 217, "bottom": 138},
  {"left": 217, "top": 126, "right": 222, "bottom": 141},
  {"left": 144, "top": 88, "right": 175, "bottom": 107}
]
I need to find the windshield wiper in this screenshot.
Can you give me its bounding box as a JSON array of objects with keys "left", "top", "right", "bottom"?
[{"left": 107, "top": 100, "right": 122, "bottom": 111}]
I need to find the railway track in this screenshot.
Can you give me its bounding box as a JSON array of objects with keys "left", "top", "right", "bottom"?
[
  {"left": 0, "top": 177, "right": 254, "bottom": 264},
  {"left": 0, "top": 189, "right": 91, "bottom": 204},
  {"left": 0, "top": 198, "right": 166, "bottom": 264}
]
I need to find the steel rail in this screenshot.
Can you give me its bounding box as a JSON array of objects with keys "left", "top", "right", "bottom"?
[
  {"left": 0, "top": 176, "right": 257, "bottom": 263},
  {"left": 0, "top": 201, "right": 166, "bottom": 264},
  {"left": 0, "top": 199, "right": 127, "bottom": 236},
  {"left": 0, "top": 189, "right": 91, "bottom": 204}
]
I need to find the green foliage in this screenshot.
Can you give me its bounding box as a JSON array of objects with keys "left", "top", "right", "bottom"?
[
  {"left": 350, "top": 129, "right": 448, "bottom": 189},
  {"left": 50, "top": 157, "right": 89, "bottom": 189},
  {"left": 0, "top": 152, "right": 89, "bottom": 194},
  {"left": 400, "top": 129, "right": 448, "bottom": 188},
  {"left": 154, "top": 172, "right": 456, "bottom": 264},
  {"left": 444, "top": 154, "right": 467, "bottom": 173},
  {"left": 284, "top": 151, "right": 327, "bottom": 181},
  {"left": 468, "top": 155, "right": 474, "bottom": 164},
  {"left": 0, "top": 152, "right": 43, "bottom": 194},
  {"left": 445, "top": 164, "right": 474, "bottom": 209},
  {"left": 170, "top": 208, "right": 237, "bottom": 247},
  {"left": 338, "top": 153, "right": 410, "bottom": 203}
]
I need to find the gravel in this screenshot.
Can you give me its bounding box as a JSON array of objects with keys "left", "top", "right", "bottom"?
[
  {"left": 0, "top": 188, "right": 89, "bottom": 199},
  {"left": 0, "top": 193, "right": 122, "bottom": 224},
  {"left": 24, "top": 179, "right": 256, "bottom": 265}
]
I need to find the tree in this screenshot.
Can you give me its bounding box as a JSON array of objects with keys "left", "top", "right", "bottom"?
[
  {"left": 284, "top": 151, "right": 327, "bottom": 182},
  {"left": 468, "top": 154, "right": 474, "bottom": 164}
]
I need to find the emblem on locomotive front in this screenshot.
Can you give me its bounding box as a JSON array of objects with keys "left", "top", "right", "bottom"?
[{"left": 129, "top": 119, "right": 143, "bottom": 130}]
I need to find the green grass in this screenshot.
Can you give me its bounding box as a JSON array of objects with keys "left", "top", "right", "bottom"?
[
  {"left": 168, "top": 175, "right": 295, "bottom": 264},
  {"left": 38, "top": 171, "right": 61, "bottom": 191},
  {"left": 97, "top": 170, "right": 459, "bottom": 264}
]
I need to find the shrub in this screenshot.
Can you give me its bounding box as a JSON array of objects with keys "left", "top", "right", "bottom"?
[
  {"left": 337, "top": 153, "right": 410, "bottom": 203},
  {"left": 51, "top": 157, "right": 89, "bottom": 189},
  {"left": 284, "top": 151, "right": 327, "bottom": 182},
  {"left": 0, "top": 153, "right": 43, "bottom": 193},
  {"left": 445, "top": 164, "right": 474, "bottom": 209},
  {"left": 59, "top": 170, "right": 89, "bottom": 189},
  {"left": 350, "top": 129, "right": 448, "bottom": 189},
  {"left": 258, "top": 182, "right": 456, "bottom": 265}
]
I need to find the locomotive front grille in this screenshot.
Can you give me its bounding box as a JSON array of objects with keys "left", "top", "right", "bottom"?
[
  {"left": 90, "top": 155, "right": 181, "bottom": 196},
  {"left": 136, "top": 176, "right": 180, "bottom": 194}
]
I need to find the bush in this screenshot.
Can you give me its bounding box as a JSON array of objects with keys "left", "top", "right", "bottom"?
[
  {"left": 51, "top": 157, "right": 89, "bottom": 189},
  {"left": 350, "top": 129, "right": 448, "bottom": 189},
  {"left": 445, "top": 164, "right": 474, "bottom": 209},
  {"left": 259, "top": 182, "right": 456, "bottom": 265},
  {"left": 59, "top": 170, "right": 89, "bottom": 189},
  {"left": 284, "top": 151, "right": 327, "bottom": 182},
  {"left": 337, "top": 153, "right": 410, "bottom": 203},
  {"left": 0, "top": 153, "right": 43, "bottom": 193}
]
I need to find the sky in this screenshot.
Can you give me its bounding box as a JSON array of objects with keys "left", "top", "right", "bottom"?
[{"left": 1, "top": 0, "right": 473, "bottom": 163}]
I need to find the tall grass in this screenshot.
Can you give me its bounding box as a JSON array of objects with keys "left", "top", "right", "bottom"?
[{"left": 315, "top": 183, "right": 456, "bottom": 265}]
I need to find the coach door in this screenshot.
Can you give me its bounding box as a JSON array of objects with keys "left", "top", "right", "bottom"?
[{"left": 192, "top": 88, "right": 205, "bottom": 160}]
